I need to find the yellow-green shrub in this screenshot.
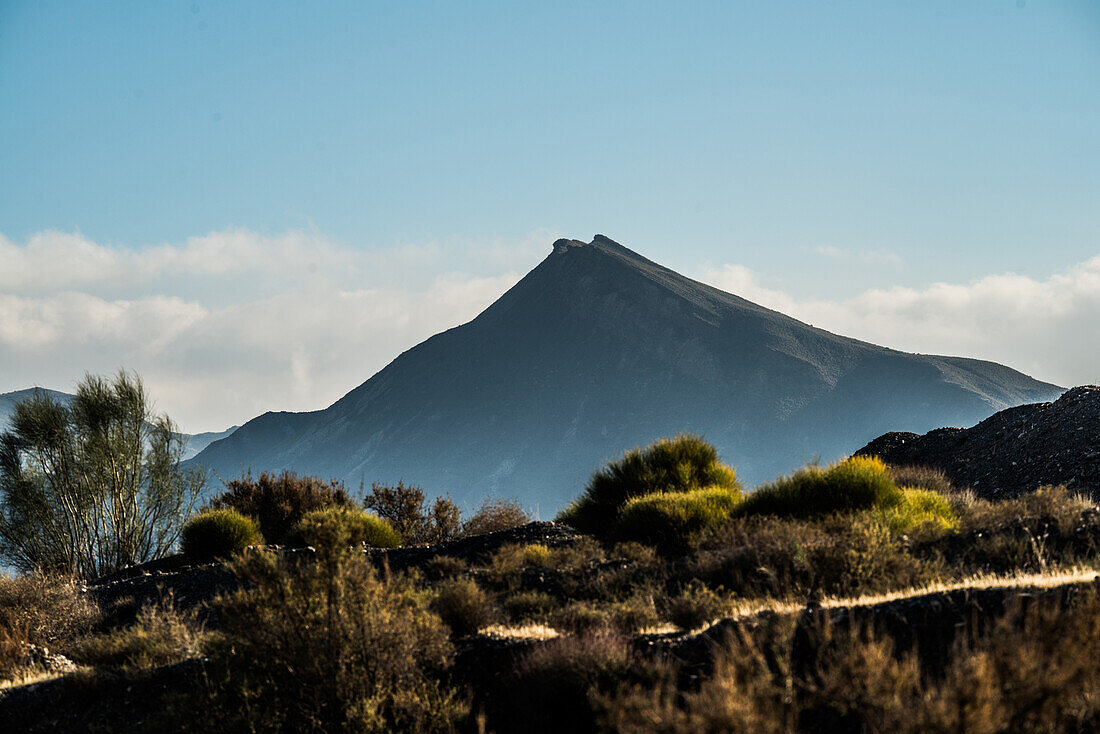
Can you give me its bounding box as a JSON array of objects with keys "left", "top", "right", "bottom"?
[
  {"left": 614, "top": 486, "right": 741, "bottom": 557},
  {"left": 738, "top": 456, "right": 902, "bottom": 519},
  {"left": 289, "top": 506, "right": 401, "bottom": 551},
  {"left": 181, "top": 508, "right": 262, "bottom": 560},
  {"left": 558, "top": 434, "right": 741, "bottom": 535},
  {"left": 872, "top": 488, "right": 958, "bottom": 535}
]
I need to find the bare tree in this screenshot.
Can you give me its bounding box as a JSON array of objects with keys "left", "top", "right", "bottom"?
[{"left": 0, "top": 372, "right": 205, "bottom": 578}]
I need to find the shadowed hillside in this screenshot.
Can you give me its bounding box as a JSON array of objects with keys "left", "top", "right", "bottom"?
[{"left": 188, "top": 235, "right": 1061, "bottom": 510}]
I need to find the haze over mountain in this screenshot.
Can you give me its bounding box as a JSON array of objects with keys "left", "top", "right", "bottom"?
[
  {"left": 188, "top": 236, "right": 1062, "bottom": 511},
  {"left": 0, "top": 388, "right": 238, "bottom": 462}
]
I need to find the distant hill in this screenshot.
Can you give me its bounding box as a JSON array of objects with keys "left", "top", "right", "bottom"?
[
  {"left": 0, "top": 388, "right": 237, "bottom": 461},
  {"left": 187, "top": 235, "right": 1062, "bottom": 511},
  {"left": 858, "top": 385, "right": 1100, "bottom": 498}
]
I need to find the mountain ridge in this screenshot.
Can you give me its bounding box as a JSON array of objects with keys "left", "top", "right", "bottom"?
[{"left": 188, "top": 235, "right": 1061, "bottom": 509}]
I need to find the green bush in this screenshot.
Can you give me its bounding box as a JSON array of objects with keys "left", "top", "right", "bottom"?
[
  {"left": 431, "top": 579, "right": 497, "bottom": 637},
  {"left": 737, "top": 456, "right": 902, "bottom": 519},
  {"left": 289, "top": 506, "right": 401, "bottom": 552},
  {"left": 873, "top": 488, "right": 958, "bottom": 535},
  {"left": 181, "top": 508, "right": 262, "bottom": 560},
  {"left": 208, "top": 471, "right": 351, "bottom": 546},
  {"left": 614, "top": 486, "right": 741, "bottom": 557},
  {"left": 559, "top": 434, "right": 740, "bottom": 536}
]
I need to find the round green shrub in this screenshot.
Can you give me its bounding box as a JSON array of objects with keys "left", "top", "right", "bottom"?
[
  {"left": 558, "top": 434, "right": 741, "bottom": 535},
  {"left": 737, "top": 455, "right": 903, "bottom": 519},
  {"left": 289, "top": 506, "right": 401, "bottom": 551},
  {"left": 181, "top": 509, "right": 262, "bottom": 560},
  {"left": 614, "top": 486, "right": 741, "bottom": 557}
]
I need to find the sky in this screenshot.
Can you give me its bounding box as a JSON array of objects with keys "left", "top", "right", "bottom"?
[{"left": 1, "top": 0, "right": 1098, "bottom": 433}]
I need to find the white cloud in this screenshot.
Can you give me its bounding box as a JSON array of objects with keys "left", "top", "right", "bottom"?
[
  {"left": 701, "top": 255, "right": 1100, "bottom": 389},
  {"left": 0, "top": 228, "right": 548, "bottom": 432}
]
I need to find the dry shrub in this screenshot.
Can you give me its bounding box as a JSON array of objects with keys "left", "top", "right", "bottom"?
[
  {"left": 601, "top": 589, "right": 1100, "bottom": 734},
  {"left": 431, "top": 579, "right": 497, "bottom": 637},
  {"left": 665, "top": 582, "right": 726, "bottom": 631},
  {"left": 504, "top": 590, "right": 559, "bottom": 623},
  {"left": 599, "top": 624, "right": 792, "bottom": 734},
  {"left": 887, "top": 464, "right": 956, "bottom": 495},
  {"left": 0, "top": 573, "right": 100, "bottom": 648},
  {"left": 75, "top": 595, "right": 202, "bottom": 670},
  {"left": 695, "top": 514, "right": 938, "bottom": 600},
  {"left": 197, "top": 550, "right": 464, "bottom": 733},
  {"left": 492, "top": 631, "right": 648, "bottom": 734},
  {"left": 364, "top": 481, "right": 461, "bottom": 545},
  {"left": 0, "top": 617, "right": 30, "bottom": 682},
  {"left": 209, "top": 470, "right": 351, "bottom": 546},
  {"left": 424, "top": 555, "right": 468, "bottom": 580},
  {"left": 523, "top": 544, "right": 554, "bottom": 567},
  {"left": 610, "top": 541, "right": 658, "bottom": 565},
  {"left": 460, "top": 498, "right": 531, "bottom": 537},
  {"left": 957, "top": 484, "right": 1093, "bottom": 535}
]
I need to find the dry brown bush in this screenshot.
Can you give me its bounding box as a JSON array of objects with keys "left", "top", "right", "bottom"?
[{"left": 460, "top": 497, "right": 531, "bottom": 537}]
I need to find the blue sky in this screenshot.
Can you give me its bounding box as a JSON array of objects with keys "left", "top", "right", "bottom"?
[{"left": 1, "top": 1, "right": 1098, "bottom": 431}]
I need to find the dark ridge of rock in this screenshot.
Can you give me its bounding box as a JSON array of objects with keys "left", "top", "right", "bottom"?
[
  {"left": 186, "top": 234, "right": 1061, "bottom": 512},
  {"left": 858, "top": 385, "right": 1100, "bottom": 498}
]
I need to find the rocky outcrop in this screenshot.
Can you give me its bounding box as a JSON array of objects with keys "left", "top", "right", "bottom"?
[{"left": 858, "top": 385, "right": 1100, "bottom": 498}]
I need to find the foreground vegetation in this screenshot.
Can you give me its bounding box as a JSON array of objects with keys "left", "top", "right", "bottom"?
[{"left": 3, "top": 433, "right": 1100, "bottom": 732}]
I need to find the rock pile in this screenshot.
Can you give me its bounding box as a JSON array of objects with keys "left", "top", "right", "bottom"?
[{"left": 857, "top": 385, "right": 1100, "bottom": 498}]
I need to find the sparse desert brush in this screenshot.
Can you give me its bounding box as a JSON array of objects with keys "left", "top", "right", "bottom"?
[
  {"left": 424, "top": 555, "right": 468, "bottom": 580},
  {"left": 694, "top": 514, "right": 938, "bottom": 599},
  {"left": 0, "top": 573, "right": 100, "bottom": 649},
  {"left": 180, "top": 508, "right": 262, "bottom": 560},
  {"left": 559, "top": 434, "right": 740, "bottom": 536},
  {"left": 460, "top": 497, "right": 531, "bottom": 537},
  {"left": 608, "top": 589, "right": 1100, "bottom": 733},
  {"left": 289, "top": 505, "right": 401, "bottom": 552},
  {"left": 738, "top": 455, "right": 902, "bottom": 519},
  {"left": 887, "top": 464, "right": 956, "bottom": 495},
  {"left": 208, "top": 470, "right": 352, "bottom": 545},
  {"left": 958, "top": 484, "right": 1093, "bottom": 534},
  {"left": 75, "top": 595, "right": 202, "bottom": 670},
  {"left": 610, "top": 541, "right": 658, "bottom": 565},
  {"left": 0, "top": 616, "right": 30, "bottom": 682},
  {"left": 491, "top": 630, "right": 663, "bottom": 734},
  {"left": 431, "top": 578, "right": 497, "bottom": 637},
  {"left": 664, "top": 581, "right": 727, "bottom": 631},
  {"left": 614, "top": 486, "right": 741, "bottom": 557},
  {"left": 363, "top": 481, "right": 462, "bottom": 545},
  {"left": 504, "top": 590, "right": 559, "bottom": 623},
  {"left": 199, "top": 550, "right": 464, "bottom": 733}
]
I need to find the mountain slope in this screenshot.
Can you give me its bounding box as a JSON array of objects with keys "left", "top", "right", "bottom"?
[{"left": 188, "top": 235, "right": 1061, "bottom": 510}]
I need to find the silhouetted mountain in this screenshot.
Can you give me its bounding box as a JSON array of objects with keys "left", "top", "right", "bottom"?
[
  {"left": 0, "top": 388, "right": 237, "bottom": 461},
  {"left": 187, "top": 235, "right": 1062, "bottom": 511}
]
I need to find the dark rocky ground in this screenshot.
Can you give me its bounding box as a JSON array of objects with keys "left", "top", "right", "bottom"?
[{"left": 858, "top": 385, "right": 1100, "bottom": 499}]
